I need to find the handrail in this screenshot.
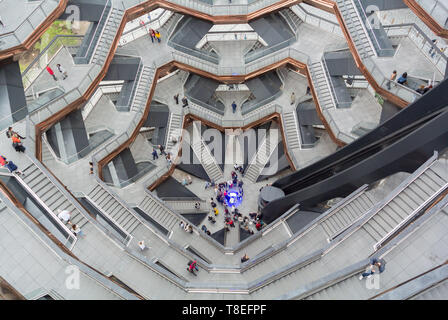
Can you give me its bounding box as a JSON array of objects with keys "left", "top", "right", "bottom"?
[
  {"left": 353, "top": 0, "right": 386, "bottom": 53},
  {"left": 84, "top": 194, "right": 133, "bottom": 246},
  {"left": 21, "top": 35, "right": 84, "bottom": 76},
  {"left": 77, "top": 0, "right": 112, "bottom": 63},
  {"left": 322, "top": 151, "right": 439, "bottom": 254},
  {"left": 383, "top": 23, "right": 447, "bottom": 75},
  {"left": 373, "top": 182, "right": 448, "bottom": 251},
  {"left": 10, "top": 170, "right": 77, "bottom": 249},
  {"left": 0, "top": 0, "right": 59, "bottom": 49}
]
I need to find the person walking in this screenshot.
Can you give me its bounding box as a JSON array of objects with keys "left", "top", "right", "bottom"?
[
  {"left": 174, "top": 93, "right": 179, "bottom": 104},
  {"left": 231, "top": 101, "right": 237, "bottom": 114},
  {"left": 89, "top": 162, "right": 94, "bottom": 175},
  {"left": 56, "top": 64, "right": 68, "bottom": 80},
  {"left": 290, "top": 92, "right": 296, "bottom": 105},
  {"left": 155, "top": 30, "right": 161, "bottom": 43},
  {"left": 46, "top": 65, "right": 57, "bottom": 81},
  {"left": 152, "top": 148, "right": 159, "bottom": 160},
  {"left": 182, "top": 97, "right": 188, "bottom": 108},
  {"left": 57, "top": 209, "right": 71, "bottom": 224},
  {"left": 387, "top": 70, "right": 397, "bottom": 89}
]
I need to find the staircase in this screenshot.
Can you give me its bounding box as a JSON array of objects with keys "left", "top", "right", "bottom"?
[
  {"left": 164, "top": 200, "right": 206, "bottom": 213},
  {"left": 413, "top": 280, "right": 448, "bottom": 300},
  {"left": 21, "top": 164, "right": 88, "bottom": 230},
  {"left": 361, "top": 162, "right": 448, "bottom": 245},
  {"left": 282, "top": 111, "right": 301, "bottom": 150},
  {"left": 165, "top": 113, "right": 183, "bottom": 152},
  {"left": 244, "top": 131, "right": 273, "bottom": 183},
  {"left": 336, "top": 0, "right": 375, "bottom": 59},
  {"left": 279, "top": 7, "right": 303, "bottom": 36},
  {"left": 321, "top": 192, "right": 375, "bottom": 240},
  {"left": 88, "top": 184, "right": 141, "bottom": 234},
  {"left": 92, "top": 7, "right": 125, "bottom": 65},
  {"left": 189, "top": 122, "right": 223, "bottom": 182},
  {"left": 130, "top": 65, "right": 155, "bottom": 113},
  {"left": 309, "top": 61, "right": 336, "bottom": 112},
  {"left": 41, "top": 139, "right": 55, "bottom": 163},
  {"left": 138, "top": 194, "right": 181, "bottom": 231}
]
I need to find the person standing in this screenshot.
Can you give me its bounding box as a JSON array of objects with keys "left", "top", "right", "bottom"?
[
  {"left": 173, "top": 93, "right": 179, "bottom": 104},
  {"left": 149, "top": 29, "right": 155, "bottom": 43},
  {"left": 155, "top": 30, "right": 161, "bottom": 43},
  {"left": 152, "top": 148, "right": 159, "bottom": 160},
  {"left": 182, "top": 97, "right": 188, "bottom": 108},
  {"left": 232, "top": 101, "right": 237, "bottom": 114},
  {"left": 306, "top": 86, "right": 311, "bottom": 95},
  {"left": 290, "top": 92, "right": 296, "bottom": 105},
  {"left": 138, "top": 240, "right": 147, "bottom": 251},
  {"left": 6, "top": 127, "right": 25, "bottom": 139},
  {"left": 387, "top": 70, "right": 397, "bottom": 89},
  {"left": 56, "top": 64, "right": 68, "bottom": 80},
  {"left": 46, "top": 65, "right": 57, "bottom": 81},
  {"left": 429, "top": 39, "right": 438, "bottom": 57}
]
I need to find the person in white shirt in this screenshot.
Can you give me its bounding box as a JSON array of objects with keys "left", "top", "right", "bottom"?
[
  {"left": 138, "top": 240, "right": 146, "bottom": 251},
  {"left": 56, "top": 64, "right": 68, "bottom": 80},
  {"left": 57, "top": 209, "right": 71, "bottom": 224}
]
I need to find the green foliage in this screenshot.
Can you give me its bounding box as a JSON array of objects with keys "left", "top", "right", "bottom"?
[{"left": 375, "top": 92, "right": 385, "bottom": 106}]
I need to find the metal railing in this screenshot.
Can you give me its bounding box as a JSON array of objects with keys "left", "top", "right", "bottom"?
[
  {"left": 0, "top": 0, "right": 59, "bottom": 51},
  {"left": 373, "top": 182, "right": 448, "bottom": 251},
  {"left": 21, "top": 35, "right": 83, "bottom": 90},
  {"left": 244, "top": 37, "right": 297, "bottom": 63},
  {"left": 291, "top": 4, "right": 342, "bottom": 36},
  {"left": 383, "top": 23, "right": 447, "bottom": 76},
  {"left": 415, "top": 0, "right": 448, "bottom": 28},
  {"left": 118, "top": 9, "right": 173, "bottom": 46},
  {"left": 74, "top": 0, "right": 112, "bottom": 64},
  {"left": 353, "top": 0, "right": 394, "bottom": 56}
]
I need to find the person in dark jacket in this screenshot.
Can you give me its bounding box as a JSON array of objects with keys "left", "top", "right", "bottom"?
[{"left": 359, "top": 258, "right": 386, "bottom": 280}]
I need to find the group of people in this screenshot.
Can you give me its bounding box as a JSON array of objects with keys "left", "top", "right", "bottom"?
[
  {"left": 1, "top": 127, "right": 27, "bottom": 175},
  {"left": 152, "top": 144, "right": 173, "bottom": 167},
  {"left": 173, "top": 94, "right": 189, "bottom": 108},
  {"left": 46, "top": 64, "right": 68, "bottom": 81},
  {"left": 388, "top": 70, "right": 433, "bottom": 95},
  {"left": 56, "top": 209, "right": 84, "bottom": 237},
  {"left": 139, "top": 20, "right": 162, "bottom": 44},
  {"left": 179, "top": 220, "right": 193, "bottom": 234},
  {"left": 200, "top": 165, "right": 265, "bottom": 236}
]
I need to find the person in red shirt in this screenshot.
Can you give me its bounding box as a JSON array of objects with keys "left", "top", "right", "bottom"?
[{"left": 46, "top": 66, "right": 57, "bottom": 81}]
